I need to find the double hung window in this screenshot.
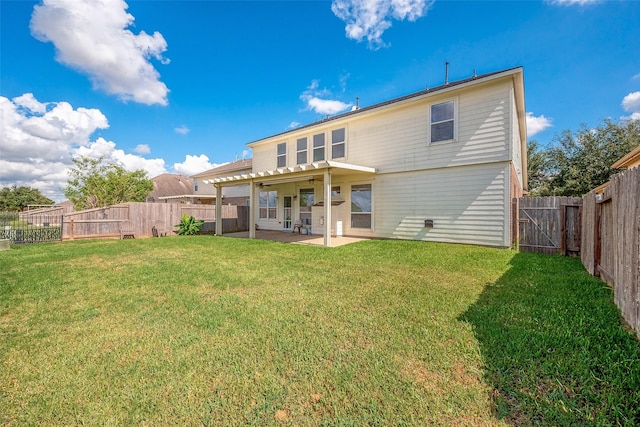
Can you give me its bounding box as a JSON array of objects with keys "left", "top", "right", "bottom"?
[
  {"left": 296, "top": 137, "right": 308, "bottom": 165},
  {"left": 430, "top": 100, "right": 455, "bottom": 143},
  {"left": 277, "top": 142, "right": 287, "bottom": 168},
  {"left": 313, "top": 133, "right": 325, "bottom": 162},
  {"left": 331, "top": 128, "right": 346, "bottom": 159},
  {"left": 259, "top": 190, "right": 277, "bottom": 219}
]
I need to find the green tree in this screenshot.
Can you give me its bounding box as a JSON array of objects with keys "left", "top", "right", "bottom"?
[
  {"left": 526, "top": 140, "right": 551, "bottom": 196},
  {"left": 64, "top": 156, "right": 154, "bottom": 210},
  {"left": 0, "top": 185, "right": 54, "bottom": 211},
  {"left": 535, "top": 119, "right": 640, "bottom": 197}
]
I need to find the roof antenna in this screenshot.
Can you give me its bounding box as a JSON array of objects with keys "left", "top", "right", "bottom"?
[
  {"left": 473, "top": 68, "right": 477, "bottom": 78},
  {"left": 356, "top": 97, "right": 359, "bottom": 109},
  {"left": 445, "top": 61, "right": 449, "bottom": 85}
]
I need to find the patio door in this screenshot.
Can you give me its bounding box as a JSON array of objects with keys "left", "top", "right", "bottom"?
[{"left": 283, "top": 196, "right": 293, "bottom": 230}]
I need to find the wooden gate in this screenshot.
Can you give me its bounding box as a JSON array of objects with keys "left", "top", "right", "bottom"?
[{"left": 518, "top": 197, "right": 582, "bottom": 255}]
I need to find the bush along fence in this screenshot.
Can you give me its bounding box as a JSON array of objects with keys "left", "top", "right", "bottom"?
[
  {"left": 581, "top": 166, "right": 640, "bottom": 338},
  {"left": 0, "top": 210, "right": 63, "bottom": 244}
]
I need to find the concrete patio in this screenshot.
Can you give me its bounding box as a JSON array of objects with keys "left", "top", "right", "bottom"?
[{"left": 222, "top": 230, "right": 368, "bottom": 247}]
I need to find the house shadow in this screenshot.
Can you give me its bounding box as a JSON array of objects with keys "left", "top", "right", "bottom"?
[{"left": 459, "top": 252, "right": 640, "bottom": 424}]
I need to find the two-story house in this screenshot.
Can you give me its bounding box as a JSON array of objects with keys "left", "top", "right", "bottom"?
[{"left": 209, "top": 67, "right": 527, "bottom": 247}]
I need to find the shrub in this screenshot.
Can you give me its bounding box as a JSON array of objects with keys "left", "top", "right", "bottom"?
[{"left": 176, "top": 215, "right": 204, "bottom": 236}]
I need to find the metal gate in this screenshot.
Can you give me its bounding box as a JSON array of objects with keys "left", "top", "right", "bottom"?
[
  {"left": 0, "top": 211, "right": 64, "bottom": 244},
  {"left": 518, "top": 197, "right": 582, "bottom": 256}
]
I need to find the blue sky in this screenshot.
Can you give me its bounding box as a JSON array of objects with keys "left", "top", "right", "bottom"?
[{"left": 1, "top": 0, "right": 639, "bottom": 202}]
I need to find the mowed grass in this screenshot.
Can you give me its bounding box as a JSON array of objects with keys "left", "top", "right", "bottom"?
[{"left": 0, "top": 237, "right": 638, "bottom": 426}]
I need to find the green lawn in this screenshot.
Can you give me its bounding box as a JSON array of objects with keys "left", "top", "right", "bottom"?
[{"left": 1, "top": 237, "right": 638, "bottom": 426}]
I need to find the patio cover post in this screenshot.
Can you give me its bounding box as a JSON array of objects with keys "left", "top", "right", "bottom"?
[
  {"left": 323, "top": 169, "right": 331, "bottom": 247},
  {"left": 249, "top": 179, "right": 256, "bottom": 239},
  {"left": 215, "top": 184, "right": 222, "bottom": 236}
]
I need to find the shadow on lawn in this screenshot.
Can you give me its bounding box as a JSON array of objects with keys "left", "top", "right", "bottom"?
[{"left": 460, "top": 252, "right": 640, "bottom": 426}]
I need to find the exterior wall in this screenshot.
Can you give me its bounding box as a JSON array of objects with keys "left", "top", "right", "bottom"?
[
  {"left": 510, "top": 88, "right": 524, "bottom": 189},
  {"left": 251, "top": 79, "right": 514, "bottom": 175},
  {"left": 371, "top": 162, "right": 510, "bottom": 247}
]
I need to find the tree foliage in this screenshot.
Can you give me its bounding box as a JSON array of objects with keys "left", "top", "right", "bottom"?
[
  {"left": 0, "top": 185, "right": 54, "bottom": 211},
  {"left": 528, "top": 119, "right": 640, "bottom": 196},
  {"left": 64, "top": 156, "right": 154, "bottom": 210}
]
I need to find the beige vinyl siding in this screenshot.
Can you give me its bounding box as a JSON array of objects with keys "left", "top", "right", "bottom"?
[
  {"left": 510, "top": 88, "right": 524, "bottom": 188},
  {"left": 341, "top": 80, "right": 513, "bottom": 173},
  {"left": 369, "top": 162, "right": 510, "bottom": 247}
]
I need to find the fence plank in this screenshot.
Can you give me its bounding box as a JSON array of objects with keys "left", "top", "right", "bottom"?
[
  {"left": 518, "top": 196, "right": 582, "bottom": 255},
  {"left": 581, "top": 167, "right": 640, "bottom": 337}
]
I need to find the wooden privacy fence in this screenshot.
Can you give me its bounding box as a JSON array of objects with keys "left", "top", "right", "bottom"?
[
  {"left": 581, "top": 167, "right": 640, "bottom": 337},
  {"left": 62, "top": 203, "right": 249, "bottom": 240},
  {"left": 516, "top": 197, "right": 582, "bottom": 256}
]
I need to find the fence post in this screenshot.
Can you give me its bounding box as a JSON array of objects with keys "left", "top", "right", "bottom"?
[
  {"left": 70, "top": 219, "right": 75, "bottom": 240},
  {"left": 594, "top": 201, "right": 602, "bottom": 277}
]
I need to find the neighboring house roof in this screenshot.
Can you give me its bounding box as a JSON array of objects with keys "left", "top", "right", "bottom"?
[
  {"left": 148, "top": 174, "right": 194, "bottom": 200},
  {"left": 192, "top": 159, "right": 253, "bottom": 179},
  {"left": 612, "top": 144, "right": 640, "bottom": 169}
]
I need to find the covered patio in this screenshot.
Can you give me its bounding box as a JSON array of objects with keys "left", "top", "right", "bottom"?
[
  {"left": 209, "top": 160, "right": 376, "bottom": 247},
  {"left": 223, "top": 229, "right": 368, "bottom": 247}
]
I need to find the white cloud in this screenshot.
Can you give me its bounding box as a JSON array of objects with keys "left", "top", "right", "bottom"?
[
  {"left": 74, "top": 138, "right": 167, "bottom": 178},
  {"left": 0, "top": 93, "right": 167, "bottom": 202},
  {"left": 134, "top": 144, "right": 151, "bottom": 154},
  {"left": 12, "top": 93, "right": 48, "bottom": 114},
  {"left": 622, "top": 91, "right": 640, "bottom": 113},
  {"left": 30, "top": 0, "right": 169, "bottom": 106},
  {"left": 173, "top": 154, "right": 221, "bottom": 176},
  {"left": 174, "top": 125, "right": 190, "bottom": 135},
  {"left": 300, "top": 80, "right": 352, "bottom": 115},
  {"left": 331, "top": 0, "right": 433, "bottom": 49},
  {"left": 526, "top": 112, "right": 553, "bottom": 137},
  {"left": 545, "top": 0, "right": 600, "bottom": 5},
  {"left": 288, "top": 122, "right": 301, "bottom": 129}
]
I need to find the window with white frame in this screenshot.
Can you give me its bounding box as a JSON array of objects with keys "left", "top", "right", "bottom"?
[
  {"left": 259, "top": 190, "right": 277, "bottom": 219},
  {"left": 277, "top": 142, "right": 287, "bottom": 168},
  {"left": 194, "top": 179, "right": 199, "bottom": 192},
  {"left": 331, "top": 128, "right": 346, "bottom": 159},
  {"left": 296, "top": 137, "right": 308, "bottom": 165},
  {"left": 351, "top": 184, "right": 371, "bottom": 229},
  {"left": 313, "top": 133, "right": 325, "bottom": 162},
  {"left": 430, "top": 100, "right": 455, "bottom": 143}
]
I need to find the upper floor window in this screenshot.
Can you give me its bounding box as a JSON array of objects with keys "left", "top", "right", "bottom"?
[
  {"left": 296, "top": 137, "right": 308, "bottom": 165},
  {"left": 277, "top": 142, "right": 287, "bottom": 168},
  {"left": 331, "top": 128, "right": 346, "bottom": 159},
  {"left": 430, "top": 100, "right": 455, "bottom": 143},
  {"left": 194, "top": 179, "right": 199, "bottom": 192},
  {"left": 313, "top": 133, "right": 325, "bottom": 162}
]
